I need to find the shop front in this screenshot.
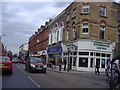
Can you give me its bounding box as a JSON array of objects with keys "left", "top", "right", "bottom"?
[
  {"left": 63, "top": 40, "right": 115, "bottom": 72},
  {"left": 47, "top": 45, "right": 62, "bottom": 66}
]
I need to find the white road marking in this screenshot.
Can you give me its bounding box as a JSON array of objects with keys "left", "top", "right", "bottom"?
[
  {"left": 14, "top": 64, "right": 41, "bottom": 88},
  {"left": 27, "top": 76, "right": 41, "bottom": 88}
]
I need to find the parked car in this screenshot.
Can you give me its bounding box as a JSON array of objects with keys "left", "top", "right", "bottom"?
[
  {"left": 0, "top": 56, "right": 12, "bottom": 74},
  {"left": 25, "top": 57, "right": 46, "bottom": 73},
  {"left": 12, "top": 58, "right": 19, "bottom": 63}
]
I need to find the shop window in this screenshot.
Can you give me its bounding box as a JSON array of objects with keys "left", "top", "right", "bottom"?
[
  {"left": 90, "top": 58, "right": 95, "bottom": 68},
  {"left": 100, "top": 25, "right": 105, "bottom": 40},
  {"left": 96, "top": 53, "right": 101, "bottom": 56},
  {"left": 82, "top": 4, "right": 90, "bottom": 14},
  {"left": 79, "top": 52, "right": 89, "bottom": 55},
  {"left": 73, "top": 51, "right": 77, "bottom": 55},
  {"left": 79, "top": 58, "right": 88, "bottom": 67},
  {"left": 90, "top": 52, "right": 94, "bottom": 56},
  {"left": 100, "top": 7, "right": 106, "bottom": 17},
  {"left": 101, "top": 59, "right": 105, "bottom": 68},
  {"left": 107, "top": 54, "right": 111, "bottom": 57},
  {"left": 118, "top": 29, "right": 120, "bottom": 41},
  {"left": 73, "top": 57, "right": 77, "bottom": 66},
  {"left": 101, "top": 53, "right": 106, "bottom": 57},
  {"left": 82, "top": 23, "right": 88, "bottom": 34}
]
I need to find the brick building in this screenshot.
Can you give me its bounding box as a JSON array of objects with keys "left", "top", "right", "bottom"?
[
  {"left": 29, "top": 0, "right": 120, "bottom": 72},
  {"left": 48, "top": 1, "right": 120, "bottom": 72}
]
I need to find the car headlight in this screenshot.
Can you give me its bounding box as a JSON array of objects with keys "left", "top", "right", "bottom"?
[
  {"left": 43, "top": 65, "right": 47, "bottom": 68},
  {"left": 30, "top": 64, "right": 35, "bottom": 67}
]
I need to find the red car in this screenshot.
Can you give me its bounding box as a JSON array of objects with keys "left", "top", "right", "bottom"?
[
  {"left": 25, "top": 57, "right": 46, "bottom": 73},
  {"left": 0, "top": 56, "right": 12, "bottom": 74}
]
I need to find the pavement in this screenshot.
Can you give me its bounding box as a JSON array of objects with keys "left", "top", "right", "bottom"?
[{"left": 47, "top": 66, "right": 106, "bottom": 75}]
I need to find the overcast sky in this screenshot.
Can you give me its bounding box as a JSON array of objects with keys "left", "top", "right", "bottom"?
[{"left": 1, "top": 0, "right": 120, "bottom": 54}]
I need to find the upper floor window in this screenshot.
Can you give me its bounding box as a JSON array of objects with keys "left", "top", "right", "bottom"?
[
  {"left": 73, "top": 8, "right": 76, "bottom": 18},
  {"left": 118, "top": 12, "right": 120, "bottom": 20},
  {"left": 118, "top": 29, "right": 120, "bottom": 41},
  {"left": 100, "top": 25, "right": 105, "bottom": 40},
  {"left": 82, "top": 4, "right": 90, "bottom": 14},
  {"left": 66, "top": 30, "right": 69, "bottom": 40},
  {"left": 56, "top": 30, "right": 59, "bottom": 42},
  {"left": 72, "top": 27, "right": 76, "bottom": 40},
  {"left": 100, "top": 7, "right": 106, "bottom": 17},
  {"left": 67, "top": 14, "right": 70, "bottom": 22},
  {"left": 82, "top": 23, "right": 88, "bottom": 34}
]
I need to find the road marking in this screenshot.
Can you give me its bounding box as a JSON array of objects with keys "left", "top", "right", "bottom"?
[
  {"left": 14, "top": 64, "right": 41, "bottom": 88},
  {"left": 27, "top": 76, "right": 41, "bottom": 88}
]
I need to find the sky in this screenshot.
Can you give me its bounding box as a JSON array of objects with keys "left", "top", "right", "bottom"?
[{"left": 1, "top": 0, "right": 120, "bottom": 54}]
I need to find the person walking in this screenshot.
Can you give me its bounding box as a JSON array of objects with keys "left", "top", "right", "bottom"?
[
  {"left": 67, "top": 60, "right": 70, "bottom": 72},
  {"left": 106, "top": 57, "right": 111, "bottom": 77},
  {"left": 96, "top": 61, "right": 100, "bottom": 74},
  {"left": 59, "top": 59, "right": 62, "bottom": 71},
  {"left": 63, "top": 58, "right": 67, "bottom": 71}
]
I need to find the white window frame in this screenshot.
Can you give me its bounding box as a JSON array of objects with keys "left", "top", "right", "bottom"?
[
  {"left": 82, "top": 4, "right": 90, "bottom": 14},
  {"left": 100, "top": 7, "right": 106, "bottom": 17},
  {"left": 82, "top": 23, "right": 89, "bottom": 34},
  {"left": 100, "top": 25, "right": 105, "bottom": 40},
  {"left": 66, "top": 31, "right": 69, "bottom": 40}
]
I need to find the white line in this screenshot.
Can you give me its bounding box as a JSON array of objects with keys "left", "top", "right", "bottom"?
[
  {"left": 14, "top": 64, "right": 41, "bottom": 88},
  {"left": 27, "top": 76, "right": 41, "bottom": 88}
]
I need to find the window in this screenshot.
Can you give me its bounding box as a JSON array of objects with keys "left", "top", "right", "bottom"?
[
  {"left": 51, "top": 34, "right": 53, "bottom": 44},
  {"left": 96, "top": 53, "right": 101, "bottom": 56},
  {"left": 118, "top": 29, "right": 120, "bottom": 41},
  {"left": 100, "top": 7, "right": 106, "bottom": 17},
  {"left": 101, "top": 59, "right": 105, "bottom": 68},
  {"left": 73, "top": 8, "right": 76, "bottom": 18},
  {"left": 82, "top": 23, "right": 88, "bottom": 34},
  {"left": 56, "top": 31, "right": 59, "bottom": 42},
  {"left": 72, "top": 27, "right": 76, "bottom": 40},
  {"left": 67, "top": 14, "right": 70, "bottom": 22},
  {"left": 79, "top": 58, "right": 88, "bottom": 67},
  {"left": 66, "top": 31, "right": 69, "bottom": 40},
  {"left": 82, "top": 4, "right": 90, "bottom": 14},
  {"left": 100, "top": 25, "right": 105, "bottom": 39},
  {"left": 73, "top": 57, "right": 77, "bottom": 66},
  {"left": 90, "top": 58, "right": 95, "bottom": 68},
  {"left": 118, "top": 12, "right": 120, "bottom": 20},
  {"left": 79, "top": 52, "right": 89, "bottom": 55}
]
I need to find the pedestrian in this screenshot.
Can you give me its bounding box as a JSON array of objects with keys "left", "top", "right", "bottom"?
[
  {"left": 63, "top": 58, "right": 67, "bottom": 71},
  {"left": 106, "top": 57, "right": 111, "bottom": 77},
  {"left": 67, "top": 60, "right": 70, "bottom": 72},
  {"left": 96, "top": 61, "right": 100, "bottom": 74},
  {"left": 59, "top": 59, "right": 62, "bottom": 71},
  {"left": 52, "top": 58, "right": 56, "bottom": 70}
]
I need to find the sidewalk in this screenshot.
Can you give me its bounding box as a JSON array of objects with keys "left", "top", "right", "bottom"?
[{"left": 47, "top": 66, "right": 105, "bottom": 75}]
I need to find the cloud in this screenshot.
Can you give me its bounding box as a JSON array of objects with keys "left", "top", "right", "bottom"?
[{"left": 2, "top": 2, "right": 72, "bottom": 54}]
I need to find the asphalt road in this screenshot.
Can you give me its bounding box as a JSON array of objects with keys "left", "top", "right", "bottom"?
[{"left": 2, "top": 63, "right": 107, "bottom": 88}]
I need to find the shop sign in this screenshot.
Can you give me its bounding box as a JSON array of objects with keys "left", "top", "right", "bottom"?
[
  {"left": 94, "top": 42, "right": 110, "bottom": 50},
  {"left": 66, "top": 44, "right": 78, "bottom": 51},
  {"left": 47, "top": 45, "right": 62, "bottom": 53}
]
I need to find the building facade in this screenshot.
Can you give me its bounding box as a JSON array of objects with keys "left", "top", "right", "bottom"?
[
  {"left": 62, "top": 1, "right": 120, "bottom": 72},
  {"left": 28, "top": 1, "right": 120, "bottom": 72}
]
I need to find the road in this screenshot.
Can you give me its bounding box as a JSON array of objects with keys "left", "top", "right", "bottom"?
[{"left": 2, "top": 63, "right": 107, "bottom": 88}]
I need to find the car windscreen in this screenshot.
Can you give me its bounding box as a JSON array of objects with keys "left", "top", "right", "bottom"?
[
  {"left": 30, "top": 58, "right": 42, "bottom": 63},
  {"left": 0, "top": 57, "right": 10, "bottom": 61},
  {"left": 13, "top": 58, "right": 18, "bottom": 60}
]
